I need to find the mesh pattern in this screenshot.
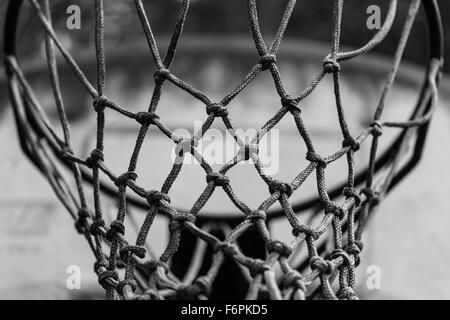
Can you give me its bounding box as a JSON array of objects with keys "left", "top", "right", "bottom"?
[{"left": 5, "top": 0, "right": 442, "bottom": 300}]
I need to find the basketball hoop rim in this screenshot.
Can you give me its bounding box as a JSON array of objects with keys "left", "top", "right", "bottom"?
[{"left": 3, "top": 0, "right": 445, "bottom": 223}]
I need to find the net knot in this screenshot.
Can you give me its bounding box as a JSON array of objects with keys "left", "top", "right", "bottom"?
[
  {"left": 369, "top": 121, "right": 383, "bottom": 137},
  {"left": 248, "top": 259, "right": 271, "bottom": 277},
  {"left": 97, "top": 269, "right": 118, "bottom": 289},
  {"left": 213, "top": 242, "right": 238, "bottom": 257},
  {"left": 206, "top": 103, "right": 229, "bottom": 117},
  {"left": 169, "top": 213, "right": 196, "bottom": 232},
  {"left": 146, "top": 190, "right": 171, "bottom": 207},
  {"left": 135, "top": 111, "right": 159, "bottom": 126},
  {"left": 342, "top": 136, "right": 360, "bottom": 151},
  {"left": 117, "top": 279, "right": 138, "bottom": 294},
  {"left": 292, "top": 224, "right": 320, "bottom": 240},
  {"left": 90, "top": 219, "right": 106, "bottom": 236},
  {"left": 343, "top": 187, "right": 362, "bottom": 207},
  {"left": 346, "top": 241, "right": 363, "bottom": 255},
  {"left": 246, "top": 210, "right": 267, "bottom": 222},
  {"left": 93, "top": 95, "right": 108, "bottom": 112},
  {"left": 120, "top": 245, "right": 146, "bottom": 261},
  {"left": 323, "top": 57, "right": 340, "bottom": 73},
  {"left": 74, "top": 207, "right": 91, "bottom": 234},
  {"left": 239, "top": 143, "right": 258, "bottom": 161},
  {"left": 310, "top": 256, "right": 335, "bottom": 274},
  {"left": 85, "top": 149, "right": 104, "bottom": 168},
  {"left": 176, "top": 276, "right": 212, "bottom": 300},
  {"left": 338, "top": 286, "right": 359, "bottom": 300},
  {"left": 324, "top": 202, "right": 344, "bottom": 220},
  {"left": 106, "top": 220, "right": 125, "bottom": 242},
  {"left": 360, "top": 187, "right": 381, "bottom": 205},
  {"left": 306, "top": 151, "right": 327, "bottom": 168},
  {"left": 206, "top": 172, "right": 230, "bottom": 187},
  {"left": 114, "top": 171, "right": 137, "bottom": 187},
  {"left": 269, "top": 180, "right": 293, "bottom": 197},
  {"left": 259, "top": 54, "right": 277, "bottom": 71},
  {"left": 346, "top": 242, "right": 363, "bottom": 267},
  {"left": 330, "top": 249, "right": 352, "bottom": 266},
  {"left": 154, "top": 68, "right": 170, "bottom": 85},
  {"left": 281, "top": 95, "right": 300, "bottom": 112},
  {"left": 93, "top": 260, "right": 108, "bottom": 274},
  {"left": 267, "top": 240, "right": 292, "bottom": 258},
  {"left": 282, "top": 270, "right": 307, "bottom": 292}
]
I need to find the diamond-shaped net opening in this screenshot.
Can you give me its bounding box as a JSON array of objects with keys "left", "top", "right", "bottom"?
[{"left": 4, "top": 0, "right": 443, "bottom": 300}]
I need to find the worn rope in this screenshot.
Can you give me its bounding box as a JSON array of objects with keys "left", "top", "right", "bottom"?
[{"left": 12, "top": 0, "right": 441, "bottom": 300}]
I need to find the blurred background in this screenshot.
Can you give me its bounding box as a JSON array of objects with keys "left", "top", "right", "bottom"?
[{"left": 0, "top": 0, "right": 449, "bottom": 299}]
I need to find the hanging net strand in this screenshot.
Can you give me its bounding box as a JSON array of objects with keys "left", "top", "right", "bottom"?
[{"left": 3, "top": 0, "right": 444, "bottom": 300}]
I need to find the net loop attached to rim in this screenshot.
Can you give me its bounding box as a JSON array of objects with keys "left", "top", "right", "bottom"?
[{"left": 2, "top": 0, "right": 444, "bottom": 300}]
